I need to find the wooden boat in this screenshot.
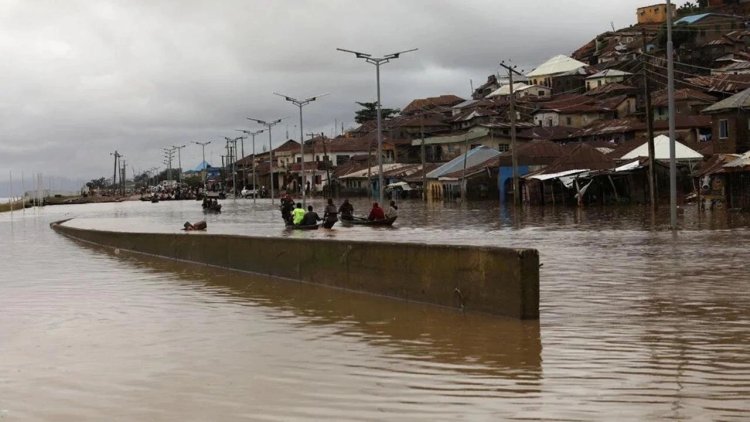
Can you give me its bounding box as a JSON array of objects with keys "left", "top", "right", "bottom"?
[
  {"left": 285, "top": 223, "right": 319, "bottom": 230},
  {"left": 341, "top": 216, "right": 397, "bottom": 226},
  {"left": 202, "top": 204, "right": 222, "bottom": 213}
]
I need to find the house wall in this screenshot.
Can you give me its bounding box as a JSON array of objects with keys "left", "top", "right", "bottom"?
[
  {"left": 552, "top": 74, "right": 586, "bottom": 94},
  {"left": 637, "top": 4, "right": 675, "bottom": 25},
  {"left": 520, "top": 86, "right": 552, "bottom": 99},
  {"left": 711, "top": 110, "right": 750, "bottom": 153},
  {"left": 534, "top": 111, "right": 606, "bottom": 128},
  {"left": 615, "top": 97, "right": 637, "bottom": 118},
  {"left": 692, "top": 16, "right": 745, "bottom": 46},
  {"left": 586, "top": 75, "right": 626, "bottom": 91},
  {"left": 534, "top": 111, "right": 560, "bottom": 127}
]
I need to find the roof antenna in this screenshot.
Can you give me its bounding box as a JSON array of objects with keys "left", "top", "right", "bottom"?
[
  {"left": 469, "top": 79, "right": 474, "bottom": 97},
  {"left": 611, "top": 21, "right": 616, "bottom": 32}
]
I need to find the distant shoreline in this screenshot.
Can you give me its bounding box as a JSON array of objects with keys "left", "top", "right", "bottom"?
[{"left": 0, "top": 194, "right": 137, "bottom": 213}]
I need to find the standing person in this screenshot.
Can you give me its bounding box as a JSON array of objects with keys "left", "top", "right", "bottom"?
[
  {"left": 323, "top": 198, "right": 338, "bottom": 229},
  {"left": 301, "top": 205, "right": 321, "bottom": 226},
  {"left": 339, "top": 198, "right": 354, "bottom": 220},
  {"left": 386, "top": 200, "right": 398, "bottom": 219},
  {"left": 368, "top": 202, "right": 385, "bottom": 221},
  {"left": 291, "top": 203, "right": 306, "bottom": 225}
]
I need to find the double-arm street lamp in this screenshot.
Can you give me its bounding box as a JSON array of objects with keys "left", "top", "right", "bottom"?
[
  {"left": 235, "top": 129, "right": 265, "bottom": 205},
  {"left": 337, "top": 47, "right": 417, "bottom": 204},
  {"left": 247, "top": 117, "right": 284, "bottom": 203},
  {"left": 274, "top": 92, "right": 328, "bottom": 206},
  {"left": 194, "top": 141, "right": 211, "bottom": 190}
]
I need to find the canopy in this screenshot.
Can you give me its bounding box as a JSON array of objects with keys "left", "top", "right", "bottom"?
[
  {"left": 386, "top": 182, "right": 413, "bottom": 191},
  {"left": 620, "top": 135, "right": 703, "bottom": 161},
  {"left": 191, "top": 161, "right": 212, "bottom": 172}
]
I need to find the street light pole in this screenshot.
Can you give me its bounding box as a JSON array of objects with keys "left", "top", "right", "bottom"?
[
  {"left": 172, "top": 144, "right": 186, "bottom": 184},
  {"left": 274, "top": 92, "right": 327, "bottom": 207},
  {"left": 337, "top": 47, "right": 417, "bottom": 205},
  {"left": 194, "top": 141, "right": 211, "bottom": 190},
  {"left": 247, "top": 117, "right": 284, "bottom": 203},
  {"left": 236, "top": 129, "right": 265, "bottom": 205}
]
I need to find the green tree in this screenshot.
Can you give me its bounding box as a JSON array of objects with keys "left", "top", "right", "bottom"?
[
  {"left": 657, "top": 22, "right": 698, "bottom": 49},
  {"left": 85, "top": 177, "right": 107, "bottom": 190},
  {"left": 182, "top": 174, "right": 203, "bottom": 189},
  {"left": 354, "top": 101, "right": 400, "bottom": 124},
  {"left": 677, "top": 0, "right": 708, "bottom": 15}
]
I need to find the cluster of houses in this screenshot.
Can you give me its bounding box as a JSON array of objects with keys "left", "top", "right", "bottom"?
[{"left": 215, "top": 2, "right": 750, "bottom": 209}]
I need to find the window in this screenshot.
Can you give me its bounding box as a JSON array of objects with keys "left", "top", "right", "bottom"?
[
  {"left": 720, "top": 119, "right": 729, "bottom": 139},
  {"left": 296, "top": 157, "right": 301, "bottom": 163},
  {"left": 498, "top": 144, "right": 510, "bottom": 152}
]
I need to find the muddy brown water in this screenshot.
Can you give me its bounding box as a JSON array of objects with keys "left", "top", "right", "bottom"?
[{"left": 1, "top": 198, "right": 749, "bottom": 420}]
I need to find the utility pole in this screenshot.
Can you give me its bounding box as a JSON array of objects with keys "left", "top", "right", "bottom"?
[
  {"left": 461, "top": 132, "right": 469, "bottom": 200},
  {"left": 120, "top": 159, "right": 127, "bottom": 195},
  {"left": 162, "top": 147, "right": 175, "bottom": 182},
  {"left": 236, "top": 129, "right": 265, "bottom": 205},
  {"left": 499, "top": 61, "right": 523, "bottom": 207},
  {"left": 172, "top": 144, "right": 186, "bottom": 184},
  {"left": 642, "top": 29, "right": 657, "bottom": 210},
  {"left": 421, "top": 113, "right": 427, "bottom": 201},
  {"left": 337, "top": 47, "right": 418, "bottom": 205},
  {"left": 224, "top": 137, "right": 238, "bottom": 196},
  {"left": 666, "top": 0, "right": 678, "bottom": 229},
  {"left": 247, "top": 117, "right": 284, "bottom": 203},
  {"left": 111, "top": 150, "right": 120, "bottom": 193}
]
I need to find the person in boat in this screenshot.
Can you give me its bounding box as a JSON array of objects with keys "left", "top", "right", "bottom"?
[
  {"left": 386, "top": 200, "right": 398, "bottom": 219},
  {"left": 202, "top": 197, "right": 209, "bottom": 209},
  {"left": 280, "top": 194, "right": 295, "bottom": 223},
  {"left": 339, "top": 199, "right": 354, "bottom": 220},
  {"left": 291, "top": 202, "right": 306, "bottom": 225},
  {"left": 322, "top": 198, "right": 338, "bottom": 229},
  {"left": 183, "top": 220, "right": 207, "bottom": 231},
  {"left": 368, "top": 202, "right": 386, "bottom": 221},
  {"left": 301, "top": 205, "right": 321, "bottom": 226}
]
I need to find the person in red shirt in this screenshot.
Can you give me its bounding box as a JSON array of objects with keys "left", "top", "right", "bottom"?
[{"left": 368, "top": 202, "right": 385, "bottom": 221}]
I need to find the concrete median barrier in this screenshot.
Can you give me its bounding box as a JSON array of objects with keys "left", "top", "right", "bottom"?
[{"left": 51, "top": 220, "right": 539, "bottom": 319}]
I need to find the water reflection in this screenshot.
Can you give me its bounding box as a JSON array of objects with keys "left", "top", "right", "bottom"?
[{"left": 78, "top": 238, "right": 543, "bottom": 381}]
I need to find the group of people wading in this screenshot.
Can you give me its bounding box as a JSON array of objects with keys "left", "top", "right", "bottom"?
[{"left": 280, "top": 194, "right": 398, "bottom": 229}]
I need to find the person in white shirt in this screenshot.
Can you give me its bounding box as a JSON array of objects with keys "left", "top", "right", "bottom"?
[{"left": 386, "top": 201, "right": 398, "bottom": 219}]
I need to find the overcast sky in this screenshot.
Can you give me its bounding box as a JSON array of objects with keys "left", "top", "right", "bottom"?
[{"left": 0, "top": 0, "right": 689, "bottom": 192}]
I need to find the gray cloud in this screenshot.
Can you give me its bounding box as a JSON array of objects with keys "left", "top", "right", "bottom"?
[{"left": 0, "top": 0, "right": 681, "bottom": 191}]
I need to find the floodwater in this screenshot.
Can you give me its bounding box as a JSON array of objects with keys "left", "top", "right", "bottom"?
[{"left": 1, "top": 198, "right": 749, "bottom": 421}]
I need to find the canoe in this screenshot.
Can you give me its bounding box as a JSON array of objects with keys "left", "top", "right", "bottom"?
[
  {"left": 203, "top": 205, "right": 222, "bottom": 213},
  {"left": 341, "top": 216, "right": 397, "bottom": 226},
  {"left": 285, "top": 223, "right": 319, "bottom": 230}
]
